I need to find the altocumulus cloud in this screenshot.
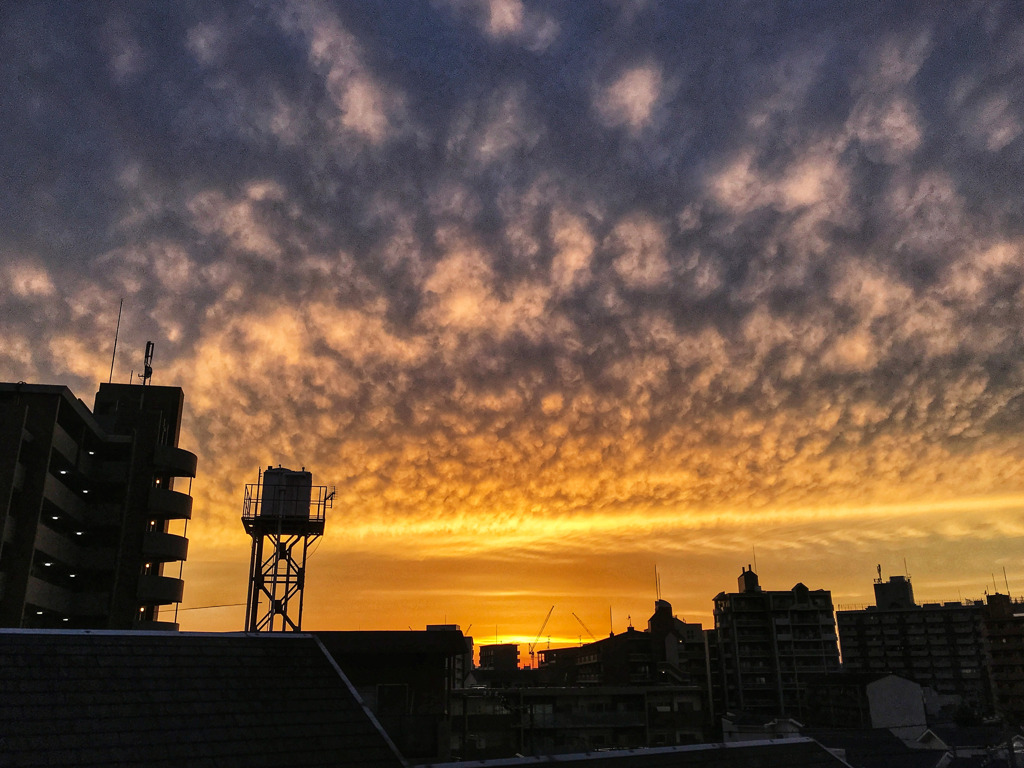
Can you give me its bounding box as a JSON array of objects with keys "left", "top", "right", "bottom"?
[{"left": 2, "top": 1, "right": 1024, "bottom": 600}]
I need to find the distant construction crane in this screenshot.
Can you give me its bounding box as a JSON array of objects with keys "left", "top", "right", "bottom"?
[
  {"left": 528, "top": 605, "right": 554, "bottom": 668},
  {"left": 572, "top": 612, "right": 597, "bottom": 643}
]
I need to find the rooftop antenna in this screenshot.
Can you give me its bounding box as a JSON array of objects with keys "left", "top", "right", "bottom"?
[
  {"left": 1004, "top": 566, "right": 1011, "bottom": 595},
  {"left": 904, "top": 558, "right": 910, "bottom": 578},
  {"left": 655, "top": 564, "right": 661, "bottom": 600},
  {"left": 753, "top": 545, "right": 758, "bottom": 574},
  {"left": 138, "top": 341, "right": 154, "bottom": 386},
  {"left": 876, "top": 564, "right": 882, "bottom": 583},
  {"left": 108, "top": 298, "right": 123, "bottom": 384}
]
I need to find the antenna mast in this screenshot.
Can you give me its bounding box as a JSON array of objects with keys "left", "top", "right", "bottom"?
[
  {"left": 108, "top": 298, "right": 123, "bottom": 383},
  {"left": 138, "top": 341, "right": 154, "bottom": 385}
]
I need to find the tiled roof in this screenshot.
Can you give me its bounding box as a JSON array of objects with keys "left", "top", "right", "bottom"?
[
  {"left": 0, "top": 630, "right": 406, "bottom": 767},
  {"left": 805, "top": 728, "right": 943, "bottom": 768}
]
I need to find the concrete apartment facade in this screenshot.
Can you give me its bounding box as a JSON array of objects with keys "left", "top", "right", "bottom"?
[
  {"left": 836, "top": 574, "right": 991, "bottom": 714},
  {"left": 983, "top": 592, "right": 1024, "bottom": 727},
  {"left": 713, "top": 567, "right": 840, "bottom": 719},
  {"left": 0, "top": 382, "right": 196, "bottom": 630}
]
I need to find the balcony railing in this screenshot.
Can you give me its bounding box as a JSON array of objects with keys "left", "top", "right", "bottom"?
[
  {"left": 136, "top": 574, "right": 184, "bottom": 605},
  {"left": 24, "top": 576, "right": 109, "bottom": 615},
  {"left": 142, "top": 531, "right": 189, "bottom": 563},
  {"left": 148, "top": 487, "right": 192, "bottom": 520},
  {"left": 153, "top": 445, "right": 198, "bottom": 478},
  {"left": 241, "top": 482, "right": 330, "bottom": 535}
]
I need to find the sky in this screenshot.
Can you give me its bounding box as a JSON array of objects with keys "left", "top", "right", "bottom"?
[{"left": 3, "top": 1, "right": 1024, "bottom": 649}]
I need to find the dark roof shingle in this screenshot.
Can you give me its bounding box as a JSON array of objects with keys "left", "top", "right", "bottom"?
[{"left": 0, "top": 630, "right": 406, "bottom": 768}]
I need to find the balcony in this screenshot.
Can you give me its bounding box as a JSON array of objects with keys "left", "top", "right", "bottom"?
[
  {"left": 42, "top": 475, "right": 86, "bottom": 520},
  {"left": 34, "top": 524, "right": 117, "bottom": 571},
  {"left": 91, "top": 460, "right": 127, "bottom": 483},
  {"left": 142, "top": 531, "right": 188, "bottom": 563},
  {"left": 148, "top": 487, "right": 192, "bottom": 520},
  {"left": 153, "top": 445, "right": 197, "bottom": 478},
  {"left": 50, "top": 423, "right": 80, "bottom": 464},
  {"left": 24, "top": 576, "right": 109, "bottom": 615},
  {"left": 136, "top": 574, "right": 184, "bottom": 605}
]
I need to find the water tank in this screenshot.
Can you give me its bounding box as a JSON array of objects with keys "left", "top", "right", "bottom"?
[{"left": 261, "top": 467, "right": 313, "bottom": 519}]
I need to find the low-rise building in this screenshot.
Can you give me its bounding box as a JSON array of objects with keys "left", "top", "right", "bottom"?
[
  {"left": 450, "top": 684, "right": 705, "bottom": 760},
  {"left": 315, "top": 628, "right": 472, "bottom": 763}
]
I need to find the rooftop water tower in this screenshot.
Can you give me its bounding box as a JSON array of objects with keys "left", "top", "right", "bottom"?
[{"left": 241, "top": 466, "right": 333, "bottom": 632}]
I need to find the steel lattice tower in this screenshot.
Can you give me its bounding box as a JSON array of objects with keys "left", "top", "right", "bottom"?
[{"left": 241, "top": 466, "right": 332, "bottom": 632}]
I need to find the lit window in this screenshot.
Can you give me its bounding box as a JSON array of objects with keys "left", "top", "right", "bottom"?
[
  {"left": 69, "top": 574, "right": 76, "bottom": 579},
  {"left": 51, "top": 516, "right": 58, "bottom": 520},
  {"left": 82, "top": 490, "right": 89, "bottom": 494},
  {"left": 62, "top": 618, "right": 69, "bottom": 622},
  {"left": 75, "top": 532, "right": 83, "bottom": 536},
  {"left": 43, "top": 562, "right": 52, "bottom": 567},
  {"left": 59, "top": 470, "right": 67, "bottom": 475},
  {"left": 87, "top": 451, "right": 95, "bottom": 456},
  {"left": 36, "top": 611, "right": 43, "bottom": 615}
]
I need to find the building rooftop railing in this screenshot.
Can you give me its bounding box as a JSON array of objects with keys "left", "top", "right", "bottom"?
[
  {"left": 836, "top": 598, "right": 990, "bottom": 612},
  {"left": 240, "top": 483, "right": 332, "bottom": 535}
]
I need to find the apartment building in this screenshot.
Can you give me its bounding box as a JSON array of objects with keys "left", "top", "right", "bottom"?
[
  {"left": 836, "top": 574, "right": 991, "bottom": 714},
  {"left": 983, "top": 593, "right": 1024, "bottom": 726},
  {"left": 0, "top": 381, "right": 196, "bottom": 629},
  {"left": 713, "top": 567, "right": 840, "bottom": 719}
]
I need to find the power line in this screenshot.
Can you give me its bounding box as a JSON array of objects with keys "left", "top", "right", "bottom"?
[{"left": 176, "top": 603, "right": 245, "bottom": 612}]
